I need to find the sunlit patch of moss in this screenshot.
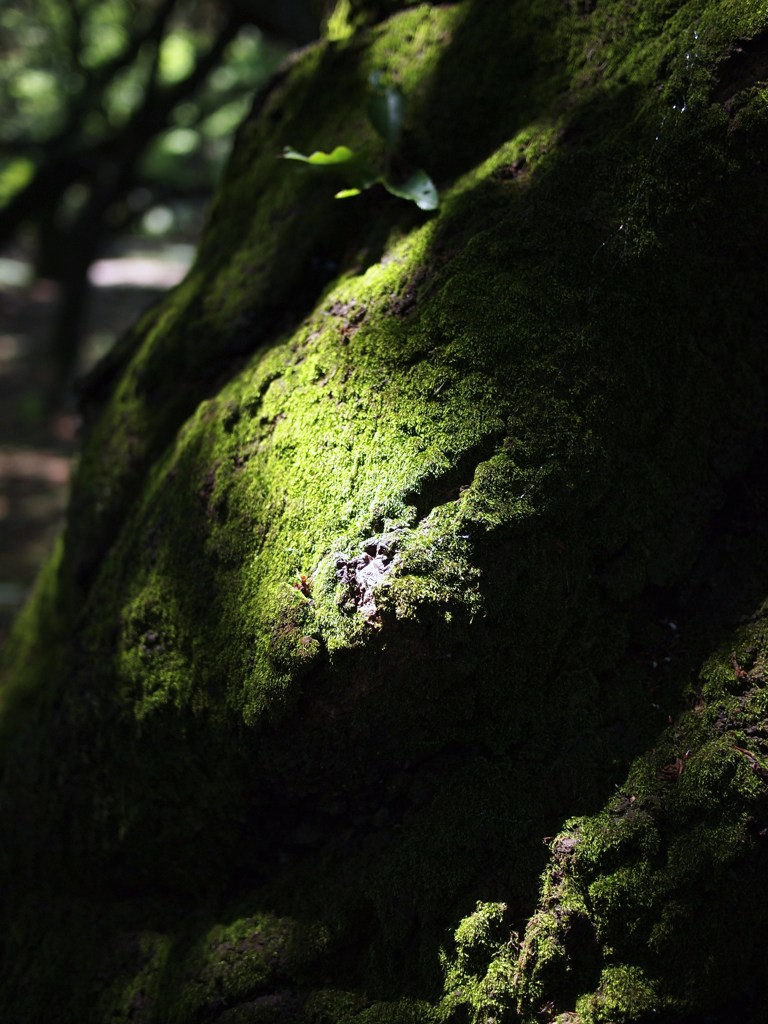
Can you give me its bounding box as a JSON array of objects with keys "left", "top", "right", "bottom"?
[
  {"left": 365, "top": 4, "right": 464, "bottom": 99},
  {"left": 326, "top": 0, "right": 355, "bottom": 42},
  {"left": 576, "top": 965, "right": 658, "bottom": 1024},
  {"left": 117, "top": 577, "right": 193, "bottom": 719},
  {"left": 439, "top": 902, "right": 518, "bottom": 1024}
]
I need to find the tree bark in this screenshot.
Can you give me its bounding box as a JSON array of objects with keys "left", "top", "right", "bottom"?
[{"left": 3, "top": 2, "right": 768, "bottom": 1021}]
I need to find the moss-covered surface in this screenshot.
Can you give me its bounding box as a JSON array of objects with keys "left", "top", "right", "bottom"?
[{"left": 3, "top": 0, "right": 768, "bottom": 1020}]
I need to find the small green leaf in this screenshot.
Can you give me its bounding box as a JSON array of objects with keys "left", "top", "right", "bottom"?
[
  {"left": 334, "top": 187, "right": 363, "bottom": 199},
  {"left": 383, "top": 169, "right": 439, "bottom": 211},
  {"left": 367, "top": 74, "right": 405, "bottom": 149},
  {"left": 281, "top": 145, "right": 377, "bottom": 191},
  {"left": 281, "top": 144, "right": 359, "bottom": 167}
]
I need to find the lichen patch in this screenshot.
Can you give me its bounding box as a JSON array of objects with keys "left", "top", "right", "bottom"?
[{"left": 334, "top": 530, "right": 402, "bottom": 619}]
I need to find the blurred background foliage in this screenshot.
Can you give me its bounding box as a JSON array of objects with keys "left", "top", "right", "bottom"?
[{"left": 0, "top": 0, "right": 328, "bottom": 394}]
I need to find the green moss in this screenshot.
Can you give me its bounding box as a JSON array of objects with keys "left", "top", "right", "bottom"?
[
  {"left": 164, "top": 913, "right": 330, "bottom": 1023},
  {"left": 326, "top": 0, "right": 356, "bottom": 42},
  {"left": 513, "top": 602, "right": 768, "bottom": 1020},
  {"left": 304, "top": 989, "right": 368, "bottom": 1022},
  {"left": 4, "top": 0, "right": 768, "bottom": 1021},
  {"left": 96, "top": 931, "right": 172, "bottom": 1023},
  {"left": 440, "top": 902, "right": 518, "bottom": 1023},
  {"left": 576, "top": 965, "right": 658, "bottom": 1024}
]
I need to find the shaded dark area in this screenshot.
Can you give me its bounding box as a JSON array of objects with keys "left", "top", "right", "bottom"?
[{"left": 712, "top": 28, "right": 768, "bottom": 103}]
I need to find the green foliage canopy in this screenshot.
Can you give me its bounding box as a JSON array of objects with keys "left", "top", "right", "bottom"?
[{"left": 0, "top": 0, "right": 288, "bottom": 231}]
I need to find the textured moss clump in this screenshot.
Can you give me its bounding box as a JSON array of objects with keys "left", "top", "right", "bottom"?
[
  {"left": 512, "top": 613, "right": 768, "bottom": 1022},
  {"left": 3, "top": 0, "right": 768, "bottom": 1021}
]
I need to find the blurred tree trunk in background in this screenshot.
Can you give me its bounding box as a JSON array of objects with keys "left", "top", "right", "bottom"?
[{"left": 3, "top": 2, "right": 768, "bottom": 1022}]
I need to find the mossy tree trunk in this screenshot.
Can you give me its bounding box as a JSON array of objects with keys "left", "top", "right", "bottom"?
[{"left": 3, "top": 2, "right": 768, "bottom": 1021}]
